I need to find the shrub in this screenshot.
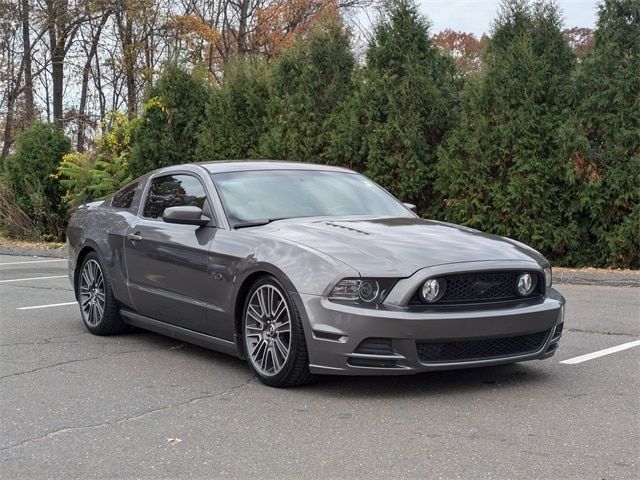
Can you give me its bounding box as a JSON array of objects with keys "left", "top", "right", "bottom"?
[
  {"left": 0, "top": 177, "right": 41, "bottom": 239},
  {"left": 3, "top": 122, "right": 70, "bottom": 239},
  {"left": 57, "top": 112, "right": 135, "bottom": 208}
]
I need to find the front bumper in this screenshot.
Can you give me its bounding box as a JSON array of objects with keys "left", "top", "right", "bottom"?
[{"left": 294, "top": 288, "right": 565, "bottom": 375}]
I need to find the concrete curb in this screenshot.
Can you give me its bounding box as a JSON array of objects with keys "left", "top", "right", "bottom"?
[
  {"left": 0, "top": 246, "right": 67, "bottom": 259},
  {"left": 1, "top": 246, "right": 638, "bottom": 287},
  {"left": 552, "top": 268, "right": 639, "bottom": 288}
]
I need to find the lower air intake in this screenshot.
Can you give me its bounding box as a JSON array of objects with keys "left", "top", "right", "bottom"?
[
  {"left": 354, "top": 338, "right": 394, "bottom": 356},
  {"left": 416, "top": 330, "right": 550, "bottom": 363},
  {"left": 348, "top": 358, "right": 399, "bottom": 368}
]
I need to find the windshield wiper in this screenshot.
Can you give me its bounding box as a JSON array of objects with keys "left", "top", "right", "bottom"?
[{"left": 232, "top": 217, "right": 291, "bottom": 229}]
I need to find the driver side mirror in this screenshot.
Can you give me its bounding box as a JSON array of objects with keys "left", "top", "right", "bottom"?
[
  {"left": 163, "top": 206, "right": 210, "bottom": 226},
  {"left": 403, "top": 203, "right": 417, "bottom": 213}
]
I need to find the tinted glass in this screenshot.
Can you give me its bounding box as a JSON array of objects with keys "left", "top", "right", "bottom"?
[
  {"left": 111, "top": 182, "right": 138, "bottom": 209},
  {"left": 212, "top": 170, "right": 412, "bottom": 224},
  {"left": 143, "top": 175, "right": 207, "bottom": 219}
]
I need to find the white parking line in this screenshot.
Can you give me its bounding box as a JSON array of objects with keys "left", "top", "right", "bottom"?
[
  {"left": 0, "top": 259, "right": 66, "bottom": 266},
  {"left": 560, "top": 340, "right": 640, "bottom": 365},
  {"left": 0, "top": 275, "right": 67, "bottom": 283},
  {"left": 17, "top": 301, "right": 77, "bottom": 310}
]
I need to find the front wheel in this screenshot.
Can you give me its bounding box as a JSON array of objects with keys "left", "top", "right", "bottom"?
[
  {"left": 242, "top": 276, "right": 314, "bottom": 387},
  {"left": 77, "top": 252, "right": 127, "bottom": 335}
]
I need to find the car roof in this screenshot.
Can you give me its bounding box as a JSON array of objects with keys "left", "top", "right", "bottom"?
[{"left": 198, "top": 160, "right": 355, "bottom": 174}]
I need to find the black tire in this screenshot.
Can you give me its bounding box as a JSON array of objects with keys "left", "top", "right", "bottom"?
[
  {"left": 76, "top": 252, "right": 127, "bottom": 335},
  {"left": 242, "top": 276, "right": 314, "bottom": 387}
]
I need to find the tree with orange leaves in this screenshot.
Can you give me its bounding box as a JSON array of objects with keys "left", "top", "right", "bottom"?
[{"left": 432, "top": 29, "right": 489, "bottom": 75}]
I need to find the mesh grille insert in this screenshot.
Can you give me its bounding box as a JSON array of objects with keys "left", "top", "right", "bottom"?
[
  {"left": 416, "top": 330, "right": 550, "bottom": 363},
  {"left": 410, "top": 271, "right": 543, "bottom": 306}
]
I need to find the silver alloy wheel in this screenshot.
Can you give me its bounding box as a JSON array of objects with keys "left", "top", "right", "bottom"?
[
  {"left": 245, "top": 284, "right": 292, "bottom": 377},
  {"left": 79, "top": 259, "right": 106, "bottom": 327}
]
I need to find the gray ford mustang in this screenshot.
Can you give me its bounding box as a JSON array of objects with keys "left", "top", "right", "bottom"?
[{"left": 67, "top": 161, "right": 565, "bottom": 387}]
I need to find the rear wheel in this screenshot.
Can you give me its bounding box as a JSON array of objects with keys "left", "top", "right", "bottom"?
[
  {"left": 77, "top": 252, "right": 126, "bottom": 335},
  {"left": 242, "top": 276, "right": 314, "bottom": 387}
]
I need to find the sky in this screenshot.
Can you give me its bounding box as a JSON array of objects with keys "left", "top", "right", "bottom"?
[{"left": 416, "top": 0, "right": 599, "bottom": 35}]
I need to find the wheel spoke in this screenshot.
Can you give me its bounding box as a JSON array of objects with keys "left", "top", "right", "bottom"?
[
  {"left": 250, "top": 339, "right": 265, "bottom": 358},
  {"left": 272, "top": 299, "right": 286, "bottom": 321},
  {"left": 95, "top": 299, "right": 104, "bottom": 319},
  {"left": 260, "top": 345, "right": 269, "bottom": 372},
  {"left": 274, "top": 319, "right": 290, "bottom": 330},
  {"left": 272, "top": 345, "right": 282, "bottom": 371},
  {"left": 257, "top": 289, "right": 268, "bottom": 318},
  {"left": 88, "top": 262, "right": 95, "bottom": 283},
  {"left": 247, "top": 306, "right": 264, "bottom": 325},
  {"left": 275, "top": 337, "right": 288, "bottom": 359},
  {"left": 264, "top": 289, "right": 271, "bottom": 318}
]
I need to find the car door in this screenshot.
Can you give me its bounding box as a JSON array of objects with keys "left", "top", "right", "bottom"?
[{"left": 124, "top": 172, "right": 216, "bottom": 332}]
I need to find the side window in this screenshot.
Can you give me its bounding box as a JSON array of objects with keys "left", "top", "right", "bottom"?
[
  {"left": 142, "top": 174, "right": 207, "bottom": 219},
  {"left": 111, "top": 182, "right": 138, "bottom": 209}
]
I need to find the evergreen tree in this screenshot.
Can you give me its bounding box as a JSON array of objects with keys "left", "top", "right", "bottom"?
[
  {"left": 576, "top": 0, "right": 639, "bottom": 267},
  {"left": 322, "top": 69, "right": 368, "bottom": 171},
  {"left": 128, "top": 65, "right": 209, "bottom": 177},
  {"left": 3, "top": 122, "right": 71, "bottom": 239},
  {"left": 359, "top": 0, "right": 459, "bottom": 215},
  {"left": 436, "top": 0, "right": 582, "bottom": 262},
  {"left": 259, "top": 16, "right": 355, "bottom": 163},
  {"left": 196, "top": 57, "right": 270, "bottom": 161}
]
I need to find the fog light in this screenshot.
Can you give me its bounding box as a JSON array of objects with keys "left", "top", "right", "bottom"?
[
  {"left": 358, "top": 280, "right": 380, "bottom": 303},
  {"left": 516, "top": 273, "right": 534, "bottom": 296},
  {"left": 421, "top": 278, "right": 444, "bottom": 303}
]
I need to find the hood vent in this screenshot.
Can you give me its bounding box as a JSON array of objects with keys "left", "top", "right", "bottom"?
[{"left": 324, "top": 222, "right": 372, "bottom": 236}]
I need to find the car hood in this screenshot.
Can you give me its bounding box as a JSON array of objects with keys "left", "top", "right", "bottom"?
[{"left": 260, "top": 217, "right": 545, "bottom": 277}]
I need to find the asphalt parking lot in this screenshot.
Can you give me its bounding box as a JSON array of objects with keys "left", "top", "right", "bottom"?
[{"left": 0, "top": 253, "right": 638, "bottom": 479}]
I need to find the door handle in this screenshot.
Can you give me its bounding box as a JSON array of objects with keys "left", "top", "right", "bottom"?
[{"left": 128, "top": 232, "right": 142, "bottom": 242}]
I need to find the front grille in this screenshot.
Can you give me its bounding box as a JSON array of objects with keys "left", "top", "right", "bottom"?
[
  {"left": 410, "top": 271, "right": 543, "bottom": 307},
  {"left": 416, "top": 330, "right": 550, "bottom": 363}
]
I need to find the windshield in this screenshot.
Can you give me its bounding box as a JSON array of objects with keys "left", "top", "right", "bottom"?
[{"left": 212, "top": 169, "right": 412, "bottom": 225}]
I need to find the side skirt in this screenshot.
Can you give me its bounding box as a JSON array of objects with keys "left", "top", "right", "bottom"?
[{"left": 120, "top": 309, "right": 240, "bottom": 358}]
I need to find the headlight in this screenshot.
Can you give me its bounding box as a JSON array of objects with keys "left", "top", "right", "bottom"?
[
  {"left": 358, "top": 280, "right": 379, "bottom": 302},
  {"left": 329, "top": 278, "right": 394, "bottom": 305},
  {"left": 544, "top": 266, "right": 552, "bottom": 289},
  {"left": 516, "top": 272, "right": 535, "bottom": 296}
]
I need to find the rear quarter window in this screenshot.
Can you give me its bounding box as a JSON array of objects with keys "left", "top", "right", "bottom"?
[{"left": 111, "top": 182, "right": 138, "bottom": 209}]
